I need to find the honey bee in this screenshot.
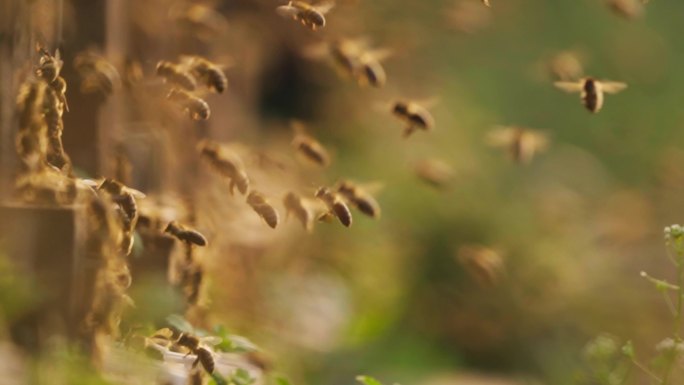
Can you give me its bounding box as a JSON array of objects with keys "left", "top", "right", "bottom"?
[
  {"left": 607, "top": 0, "right": 644, "bottom": 19},
  {"left": 389, "top": 100, "right": 436, "bottom": 137},
  {"left": 165, "top": 221, "right": 208, "bottom": 246},
  {"left": 97, "top": 179, "right": 145, "bottom": 254},
  {"left": 73, "top": 51, "right": 122, "bottom": 96},
  {"left": 547, "top": 50, "right": 584, "bottom": 81},
  {"left": 306, "top": 38, "right": 390, "bottom": 88},
  {"left": 166, "top": 88, "right": 210, "bottom": 120},
  {"left": 35, "top": 45, "right": 63, "bottom": 83},
  {"left": 291, "top": 121, "right": 331, "bottom": 167},
  {"left": 276, "top": 1, "right": 335, "bottom": 30},
  {"left": 149, "top": 328, "right": 220, "bottom": 374},
  {"left": 414, "top": 158, "right": 454, "bottom": 190},
  {"left": 456, "top": 245, "right": 504, "bottom": 287},
  {"left": 156, "top": 61, "right": 197, "bottom": 91},
  {"left": 283, "top": 191, "right": 314, "bottom": 232},
  {"left": 554, "top": 77, "right": 627, "bottom": 113},
  {"left": 315, "top": 187, "right": 352, "bottom": 227},
  {"left": 486, "top": 126, "right": 549, "bottom": 164},
  {"left": 335, "top": 180, "right": 381, "bottom": 219},
  {"left": 246, "top": 191, "right": 280, "bottom": 229},
  {"left": 198, "top": 140, "right": 250, "bottom": 195},
  {"left": 181, "top": 56, "right": 228, "bottom": 94},
  {"left": 356, "top": 49, "right": 391, "bottom": 88}
]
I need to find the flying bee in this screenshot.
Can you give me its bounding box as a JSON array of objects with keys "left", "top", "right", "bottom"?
[
  {"left": 315, "top": 187, "right": 352, "bottom": 227},
  {"left": 198, "top": 140, "right": 250, "bottom": 195},
  {"left": 165, "top": 221, "right": 208, "bottom": 246},
  {"left": 456, "top": 245, "right": 504, "bottom": 287},
  {"left": 291, "top": 121, "right": 331, "bottom": 167},
  {"left": 181, "top": 56, "right": 228, "bottom": 94},
  {"left": 306, "top": 38, "right": 390, "bottom": 88},
  {"left": 276, "top": 1, "right": 335, "bottom": 30},
  {"left": 554, "top": 77, "right": 627, "bottom": 113},
  {"left": 387, "top": 99, "right": 436, "bottom": 137},
  {"left": 166, "top": 88, "right": 210, "bottom": 120},
  {"left": 547, "top": 50, "right": 584, "bottom": 81},
  {"left": 283, "top": 191, "right": 314, "bottom": 232},
  {"left": 98, "top": 178, "right": 145, "bottom": 226},
  {"left": 73, "top": 51, "right": 122, "bottom": 96},
  {"left": 486, "top": 126, "right": 549, "bottom": 164},
  {"left": 156, "top": 61, "right": 197, "bottom": 91},
  {"left": 414, "top": 158, "right": 454, "bottom": 190},
  {"left": 335, "top": 180, "right": 382, "bottom": 219},
  {"left": 246, "top": 191, "right": 280, "bottom": 229},
  {"left": 35, "top": 45, "right": 63, "bottom": 83},
  {"left": 356, "top": 49, "right": 391, "bottom": 88},
  {"left": 607, "top": 0, "right": 644, "bottom": 19}
]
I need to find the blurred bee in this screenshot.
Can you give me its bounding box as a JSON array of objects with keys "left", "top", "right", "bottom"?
[
  {"left": 283, "top": 191, "right": 314, "bottom": 232},
  {"left": 547, "top": 50, "right": 584, "bottom": 81},
  {"left": 389, "top": 99, "right": 436, "bottom": 137},
  {"left": 149, "top": 328, "right": 220, "bottom": 374},
  {"left": 98, "top": 178, "right": 145, "bottom": 254},
  {"left": 291, "top": 121, "right": 331, "bottom": 167},
  {"left": 246, "top": 191, "right": 280, "bottom": 229},
  {"left": 43, "top": 81, "right": 71, "bottom": 172},
  {"left": 356, "top": 49, "right": 391, "bottom": 88},
  {"left": 198, "top": 140, "right": 250, "bottom": 195},
  {"left": 315, "top": 187, "right": 352, "bottom": 227},
  {"left": 414, "top": 158, "right": 454, "bottom": 190},
  {"left": 554, "top": 77, "right": 627, "bottom": 113},
  {"left": 607, "top": 0, "right": 644, "bottom": 19},
  {"left": 181, "top": 56, "right": 228, "bottom": 93},
  {"left": 335, "top": 180, "right": 381, "bottom": 219},
  {"left": 486, "top": 126, "right": 549, "bottom": 164},
  {"left": 482, "top": 0, "right": 491, "bottom": 7},
  {"left": 169, "top": 2, "right": 229, "bottom": 41},
  {"left": 165, "top": 221, "right": 208, "bottom": 246},
  {"left": 456, "top": 245, "right": 504, "bottom": 287},
  {"left": 276, "top": 1, "right": 335, "bottom": 30},
  {"left": 73, "top": 51, "right": 122, "bottom": 96},
  {"left": 35, "top": 45, "right": 63, "bottom": 83},
  {"left": 166, "top": 88, "right": 210, "bottom": 120},
  {"left": 49, "top": 75, "right": 69, "bottom": 112},
  {"left": 156, "top": 61, "right": 197, "bottom": 91},
  {"left": 305, "top": 38, "right": 390, "bottom": 88},
  {"left": 445, "top": 0, "right": 492, "bottom": 34},
  {"left": 16, "top": 80, "right": 49, "bottom": 170}
]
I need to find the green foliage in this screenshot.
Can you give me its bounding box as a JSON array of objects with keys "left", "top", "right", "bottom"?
[
  {"left": 357, "top": 375, "right": 385, "bottom": 385},
  {"left": 212, "top": 324, "right": 259, "bottom": 353}
]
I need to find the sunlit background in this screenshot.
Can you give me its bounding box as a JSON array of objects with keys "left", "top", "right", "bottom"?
[{"left": 2, "top": 0, "right": 684, "bottom": 384}]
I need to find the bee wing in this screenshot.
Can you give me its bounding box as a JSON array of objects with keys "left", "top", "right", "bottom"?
[
  {"left": 364, "top": 48, "right": 393, "bottom": 62},
  {"left": 276, "top": 4, "right": 299, "bottom": 18},
  {"left": 601, "top": 81, "right": 627, "bottom": 94},
  {"left": 125, "top": 187, "right": 147, "bottom": 199},
  {"left": 485, "top": 126, "right": 517, "bottom": 147},
  {"left": 553, "top": 81, "right": 583, "bottom": 93},
  {"left": 200, "top": 336, "right": 223, "bottom": 346},
  {"left": 359, "top": 181, "right": 385, "bottom": 195},
  {"left": 313, "top": 1, "right": 335, "bottom": 14}
]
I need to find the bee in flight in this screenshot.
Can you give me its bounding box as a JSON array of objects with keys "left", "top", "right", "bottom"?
[
  {"left": 315, "top": 187, "right": 352, "bottom": 227},
  {"left": 291, "top": 120, "right": 331, "bottom": 167},
  {"left": 181, "top": 55, "right": 229, "bottom": 94},
  {"left": 73, "top": 51, "right": 122, "bottom": 97},
  {"left": 486, "top": 126, "right": 549, "bottom": 164},
  {"left": 156, "top": 60, "right": 198, "bottom": 91},
  {"left": 166, "top": 88, "right": 210, "bottom": 120},
  {"left": 276, "top": 1, "right": 335, "bottom": 30},
  {"left": 198, "top": 140, "right": 250, "bottom": 195},
  {"left": 456, "top": 244, "right": 504, "bottom": 287},
  {"left": 165, "top": 221, "right": 208, "bottom": 246},
  {"left": 283, "top": 191, "right": 315, "bottom": 232},
  {"left": 335, "top": 180, "right": 382, "bottom": 219},
  {"left": 414, "top": 158, "right": 454, "bottom": 190},
  {"left": 554, "top": 77, "right": 627, "bottom": 113},
  {"left": 246, "top": 191, "right": 280, "bottom": 229},
  {"left": 325, "top": 38, "right": 391, "bottom": 88},
  {"left": 388, "top": 99, "right": 436, "bottom": 138}
]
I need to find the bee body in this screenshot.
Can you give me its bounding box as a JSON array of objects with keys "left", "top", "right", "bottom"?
[
  {"left": 199, "top": 141, "right": 250, "bottom": 195},
  {"left": 315, "top": 187, "right": 352, "bottom": 227},
  {"left": 336, "top": 180, "right": 381, "bottom": 219},
  {"left": 555, "top": 77, "right": 626, "bottom": 113},
  {"left": 247, "top": 191, "right": 280, "bottom": 229},
  {"left": 167, "top": 88, "right": 210, "bottom": 120},
  {"left": 182, "top": 56, "right": 228, "bottom": 94},
  {"left": 283, "top": 192, "right": 313, "bottom": 231},
  {"left": 156, "top": 61, "right": 197, "bottom": 91},
  {"left": 165, "top": 221, "right": 208, "bottom": 246},
  {"left": 391, "top": 101, "right": 434, "bottom": 137},
  {"left": 277, "top": 1, "right": 334, "bottom": 30}
]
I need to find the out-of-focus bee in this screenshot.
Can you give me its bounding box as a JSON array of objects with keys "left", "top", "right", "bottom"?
[
  {"left": 356, "top": 49, "right": 391, "bottom": 88},
  {"left": 389, "top": 99, "right": 436, "bottom": 137},
  {"left": 15, "top": 80, "right": 49, "bottom": 170},
  {"left": 315, "top": 187, "right": 352, "bottom": 227},
  {"left": 283, "top": 191, "right": 314, "bottom": 232},
  {"left": 166, "top": 88, "right": 210, "bottom": 120},
  {"left": 156, "top": 61, "right": 197, "bottom": 91},
  {"left": 73, "top": 51, "right": 122, "bottom": 96},
  {"left": 169, "top": 2, "right": 229, "bottom": 41},
  {"left": 335, "top": 180, "right": 381, "bottom": 219},
  {"left": 486, "top": 126, "right": 549, "bottom": 164},
  {"left": 547, "top": 50, "right": 584, "bottom": 81},
  {"left": 414, "top": 158, "right": 454, "bottom": 190},
  {"left": 198, "top": 140, "right": 250, "bottom": 195},
  {"left": 276, "top": 1, "right": 335, "bottom": 30},
  {"left": 181, "top": 55, "right": 228, "bottom": 94},
  {"left": 188, "top": 368, "right": 203, "bottom": 385},
  {"left": 456, "top": 244, "right": 504, "bottom": 287},
  {"left": 554, "top": 77, "right": 627, "bottom": 113},
  {"left": 165, "top": 221, "right": 208, "bottom": 246},
  {"left": 35, "top": 45, "right": 63, "bottom": 83},
  {"left": 148, "top": 328, "right": 220, "bottom": 374},
  {"left": 246, "top": 191, "right": 280, "bottom": 229},
  {"left": 49, "top": 75, "right": 69, "bottom": 112},
  {"left": 305, "top": 38, "right": 391, "bottom": 88},
  {"left": 482, "top": 0, "right": 491, "bottom": 7},
  {"left": 291, "top": 121, "right": 331, "bottom": 167},
  {"left": 98, "top": 178, "right": 145, "bottom": 254},
  {"left": 607, "top": 0, "right": 644, "bottom": 19},
  {"left": 445, "top": 0, "right": 492, "bottom": 34}
]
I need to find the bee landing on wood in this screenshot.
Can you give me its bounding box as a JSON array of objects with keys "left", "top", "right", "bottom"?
[
  {"left": 554, "top": 77, "right": 627, "bottom": 113},
  {"left": 276, "top": 1, "right": 335, "bottom": 31}
]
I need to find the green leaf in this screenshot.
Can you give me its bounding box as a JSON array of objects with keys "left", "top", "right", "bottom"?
[
  {"left": 166, "top": 314, "right": 194, "bottom": 333},
  {"left": 357, "top": 375, "right": 384, "bottom": 385},
  {"left": 274, "top": 376, "right": 293, "bottom": 385},
  {"left": 209, "top": 373, "right": 229, "bottom": 385}
]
